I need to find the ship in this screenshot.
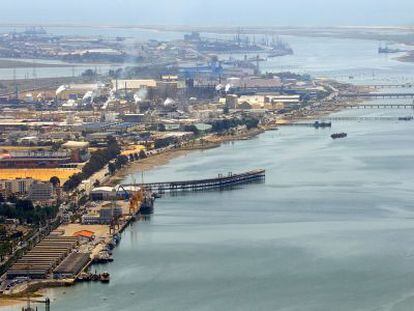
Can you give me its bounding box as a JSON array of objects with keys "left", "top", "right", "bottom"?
[
  {"left": 139, "top": 193, "right": 155, "bottom": 215},
  {"left": 267, "top": 39, "right": 294, "bottom": 58},
  {"left": 331, "top": 133, "right": 347, "bottom": 139},
  {"left": 93, "top": 251, "right": 114, "bottom": 263},
  {"left": 398, "top": 116, "right": 413, "bottom": 121},
  {"left": 100, "top": 272, "right": 110, "bottom": 283},
  {"left": 378, "top": 46, "right": 403, "bottom": 54}
]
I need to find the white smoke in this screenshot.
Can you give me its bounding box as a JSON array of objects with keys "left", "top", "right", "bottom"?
[{"left": 134, "top": 88, "right": 148, "bottom": 104}]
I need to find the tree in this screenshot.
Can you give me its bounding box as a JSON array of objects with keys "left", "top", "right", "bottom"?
[
  {"left": 81, "top": 69, "right": 97, "bottom": 77},
  {"left": 51, "top": 142, "right": 62, "bottom": 152},
  {"left": 139, "top": 150, "right": 147, "bottom": 159},
  {"left": 108, "top": 162, "right": 116, "bottom": 175},
  {"left": 184, "top": 125, "right": 200, "bottom": 136},
  {"left": 50, "top": 176, "right": 61, "bottom": 188},
  {"left": 0, "top": 241, "right": 12, "bottom": 261}
]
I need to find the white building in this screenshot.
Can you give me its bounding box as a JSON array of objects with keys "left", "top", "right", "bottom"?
[{"left": 0, "top": 178, "right": 35, "bottom": 196}]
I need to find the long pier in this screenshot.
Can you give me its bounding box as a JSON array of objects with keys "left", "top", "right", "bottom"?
[
  {"left": 122, "top": 169, "right": 266, "bottom": 193},
  {"left": 363, "top": 84, "right": 414, "bottom": 89},
  {"left": 321, "top": 116, "right": 412, "bottom": 121},
  {"left": 342, "top": 103, "right": 414, "bottom": 109},
  {"left": 339, "top": 93, "right": 414, "bottom": 99}
]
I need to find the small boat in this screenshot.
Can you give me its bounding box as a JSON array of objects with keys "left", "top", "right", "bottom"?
[
  {"left": 113, "top": 233, "right": 121, "bottom": 245},
  {"left": 153, "top": 193, "right": 162, "bottom": 199},
  {"left": 378, "top": 46, "right": 403, "bottom": 54},
  {"left": 100, "top": 272, "right": 110, "bottom": 283},
  {"left": 398, "top": 116, "right": 413, "bottom": 121},
  {"left": 331, "top": 133, "right": 347, "bottom": 139},
  {"left": 93, "top": 251, "right": 114, "bottom": 263},
  {"left": 77, "top": 272, "right": 91, "bottom": 282}
]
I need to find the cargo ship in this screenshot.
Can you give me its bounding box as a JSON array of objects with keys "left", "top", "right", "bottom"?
[
  {"left": 331, "top": 133, "right": 347, "bottom": 139},
  {"left": 140, "top": 193, "right": 155, "bottom": 215},
  {"left": 378, "top": 46, "right": 403, "bottom": 54},
  {"left": 268, "top": 39, "right": 294, "bottom": 58}
]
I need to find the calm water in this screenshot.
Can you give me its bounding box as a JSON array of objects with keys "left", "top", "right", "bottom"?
[
  {"left": 4, "top": 33, "right": 414, "bottom": 310},
  {"left": 34, "top": 107, "right": 414, "bottom": 311},
  {"left": 1, "top": 28, "right": 414, "bottom": 81}
]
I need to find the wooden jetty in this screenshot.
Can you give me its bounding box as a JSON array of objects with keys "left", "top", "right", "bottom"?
[{"left": 122, "top": 169, "right": 266, "bottom": 193}]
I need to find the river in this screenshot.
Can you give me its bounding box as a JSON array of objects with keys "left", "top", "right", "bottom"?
[
  {"left": 4, "top": 34, "right": 414, "bottom": 310},
  {"left": 39, "top": 106, "right": 414, "bottom": 311}
]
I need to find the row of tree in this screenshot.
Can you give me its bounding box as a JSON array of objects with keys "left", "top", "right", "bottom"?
[
  {"left": 63, "top": 137, "right": 121, "bottom": 191},
  {"left": 108, "top": 155, "right": 129, "bottom": 175}
]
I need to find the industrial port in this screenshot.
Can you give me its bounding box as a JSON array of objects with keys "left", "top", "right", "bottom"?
[{"left": 1, "top": 19, "right": 414, "bottom": 311}]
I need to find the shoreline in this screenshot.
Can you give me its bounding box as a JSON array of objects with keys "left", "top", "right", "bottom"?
[
  {"left": 107, "top": 127, "right": 266, "bottom": 186},
  {"left": 0, "top": 88, "right": 364, "bottom": 309},
  {"left": 105, "top": 98, "right": 356, "bottom": 187}
]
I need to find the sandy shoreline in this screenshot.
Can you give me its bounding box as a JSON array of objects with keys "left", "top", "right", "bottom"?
[
  {"left": 107, "top": 149, "right": 192, "bottom": 185},
  {"left": 106, "top": 103, "right": 361, "bottom": 186},
  {"left": 107, "top": 128, "right": 266, "bottom": 185}
]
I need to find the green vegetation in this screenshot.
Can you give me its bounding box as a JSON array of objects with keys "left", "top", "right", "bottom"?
[
  {"left": 155, "top": 136, "right": 177, "bottom": 149},
  {"left": 63, "top": 137, "right": 121, "bottom": 191},
  {"left": 108, "top": 155, "right": 129, "bottom": 175},
  {"left": 184, "top": 125, "right": 200, "bottom": 136},
  {"left": 0, "top": 199, "right": 59, "bottom": 225},
  {"left": 210, "top": 116, "right": 260, "bottom": 132},
  {"left": 0, "top": 225, "right": 12, "bottom": 261}
]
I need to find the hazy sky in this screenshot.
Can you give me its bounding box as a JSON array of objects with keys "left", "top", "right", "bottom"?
[{"left": 1, "top": 0, "right": 414, "bottom": 26}]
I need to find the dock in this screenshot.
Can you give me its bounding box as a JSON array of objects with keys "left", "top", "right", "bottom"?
[{"left": 122, "top": 169, "right": 266, "bottom": 193}]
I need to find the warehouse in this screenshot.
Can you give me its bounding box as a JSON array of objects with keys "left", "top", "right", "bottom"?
[
  {"left": 54, "top": 253, "right": 91, "bottom": 278},
  {"left": 7, "top": 236, "right": 79, "bottom": 280}
]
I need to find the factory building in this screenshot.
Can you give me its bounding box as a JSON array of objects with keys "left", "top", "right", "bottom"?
[
  {"left": 56, "top": 83, "right": 106, "bottom": 101},
  {"left": 0, "top": 149, "right": 71, "bottom": 168}
]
